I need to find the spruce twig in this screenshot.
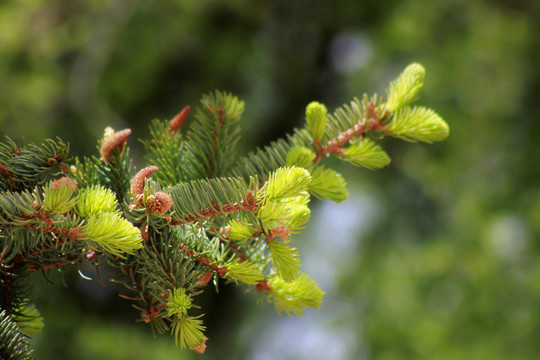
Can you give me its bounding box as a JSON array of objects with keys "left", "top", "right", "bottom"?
[{"left": 0, "top": 63, "right": 448, "bottom": 355}]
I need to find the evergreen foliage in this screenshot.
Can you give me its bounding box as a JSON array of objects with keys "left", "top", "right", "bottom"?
[
  {"left": 0, "top": 63, "right": 448, "bottom": 355},
  {"left": 0, "top": 310, "right": 33, "bottom": 360}
]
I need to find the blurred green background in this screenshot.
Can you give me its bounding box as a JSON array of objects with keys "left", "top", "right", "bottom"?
[{"left": 1, "top": 0, "right": 540, "bottom": 359}]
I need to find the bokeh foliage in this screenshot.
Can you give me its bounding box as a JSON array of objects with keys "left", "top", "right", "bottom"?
[{"left": 1, "top": 0, "right": 539, "bottom": 359}]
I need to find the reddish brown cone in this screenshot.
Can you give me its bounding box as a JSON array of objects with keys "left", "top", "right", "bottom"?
[
  {"left": 100, "top": 129, "right": 132, "bottom": 163},
  {"left": 152, "top": 191, "right": 173, "bottom": 214},
  {"left": 170, "top": 106, "right": 190, "bottom": 133},
  {"left": 131, "top": 166, "right": 158, "bottom": 196}
]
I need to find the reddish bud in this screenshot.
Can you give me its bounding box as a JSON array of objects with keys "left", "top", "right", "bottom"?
[
  {"left": 256, "top": 280, "right": 272, "bottom": 292},
  {"left": 0, "top": 163, "right": 13, "bottom": 179},
  {"left": 51, "top": 176, "right": 78, "bottom": 191},
  {"left": 145, "top": 194, "right": 156, "bottom": 208},
  {"left": 141, "top": 311, "right": 151, "bottom": 323},
  {"left": 170, "top": 106, "right": 190, "bottom": 133},
  {"left": 192, "top": 337, "right": 208, "bottom": 354},
  {"left": 100, "top": 128, "right": 132, "bottom": 163},
  {"left": 152, "top": 191, "right": 173, "bottom": 214},
  {"left": 198, "top": 272, "right": 214, "bottom": 286},
  {"left": 270, "top": 222, "right": 291, "bottom": 240},
  {"left": 131, "top": 166, "right": 158, "bottom": 196}
]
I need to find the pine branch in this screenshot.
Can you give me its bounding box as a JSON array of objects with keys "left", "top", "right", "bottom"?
[
  {"left": 0, "top": 253, "right": 33, "bottom": 326},
  {"left": 169, "top": 176, "right": 258, "bottom": 224},
  {"left": 230, "top": 130, "right": 312, "bottom": 181},
  {"left": 313, "top": 96, "right": 387, "bottom": 161},
  {"left": 0, "top": 63, "right": 449, "bottom": 354},
  {"left": 0, "top": 310, "right": 33, "bottom": 360},
  {"left": 178, "top": 244, "right": 228, "bottom": 282},
  {"left": 125, "top": 230, "right": 202, "bottom": 322},
  {"left": 0, "top": 138, "right": 69, "bottom": 192},
  {"left": 183, "top": 91, "right": 244, "bottom": 179},
  {"left": 140, "top": 118, "right": 186, "bottom": 186}
]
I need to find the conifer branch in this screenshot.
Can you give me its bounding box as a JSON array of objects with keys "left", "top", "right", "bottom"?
[
  {"left": 0, "top": 309, "right": 33, "bottom": 360},
  {"left": 0, "top": 63, "right": 449, "bottom": 354},
  {"left": 140, "top": 119, "right": 186, "bottom": 186},
  {"left": 183, "top": 91, "right": 244, "bottom": 179},
  {"left": 169, "top": 177, "right": 258, "bottom": 224},
  {"left": 312, "top": 98, "right": 387, "bottom": 162},
  {"left": 0, "top": 138, "right": 69, "bottom": 191},
  {"left": 210, "top": 228, "right": 249, "bottom": 262},
  {"left": 178, "top": 244, "right": 228, "bottom": 282}
]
